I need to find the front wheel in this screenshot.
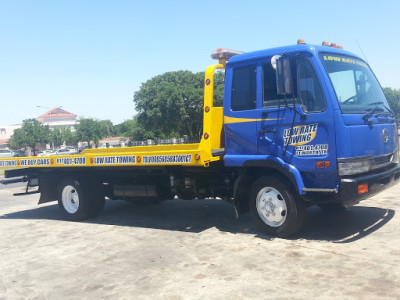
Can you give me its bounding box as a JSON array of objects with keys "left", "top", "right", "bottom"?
[
  {"left": 250, "top": 176, "right": 306, "bottom": 237},
  {"left": 58, "top": 178, "right": 105, "bottom": 221}
]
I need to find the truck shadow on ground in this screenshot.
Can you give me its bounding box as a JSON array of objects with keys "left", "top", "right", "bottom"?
[
  {"left": 300, "top": 205, "right": 395, "bottom": 243},
  {"left": 0, "top": 198, "right": 395, "bottom": 243}
]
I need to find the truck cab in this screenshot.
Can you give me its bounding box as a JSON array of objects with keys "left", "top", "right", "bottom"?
[{"left": 222, "top": 41, "right": 400, "bottom": 212}]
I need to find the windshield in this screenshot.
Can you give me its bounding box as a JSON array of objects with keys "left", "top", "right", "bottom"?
[{"left": 320, "top": 53, "right": 390, "bottom": 114}]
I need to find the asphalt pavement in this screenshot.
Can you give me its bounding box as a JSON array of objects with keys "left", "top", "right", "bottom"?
[{"left": 0, "top": 181, "right": 399, "bottom": 299}]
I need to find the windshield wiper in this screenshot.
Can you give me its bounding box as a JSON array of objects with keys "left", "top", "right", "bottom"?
[
  {"left": 362, "top": 107, "right": 384, "bottom": 122},
  {"left": 368, "top": 101, "right": 393, "bottom": 115}
]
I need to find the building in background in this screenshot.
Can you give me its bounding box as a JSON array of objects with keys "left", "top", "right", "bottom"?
[
  {"left": 0, "top": 107, "right": 78, "bottom": 149},
  {"left": 36, "top": 107, "right": 77, "bottom": 129},
  {"left": 0, "top": 125, "right": 22, "bottom": 149}
]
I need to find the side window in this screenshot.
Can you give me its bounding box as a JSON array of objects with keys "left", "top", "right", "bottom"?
[
  {"left": 231, "top": 65, "right": 256, "bottom": 111},
  {"left": 262, "top": 62, "right": 285, "bottom": 106},
  {"left": 297, "top": 59, "right": 326, "bottom": 112}
]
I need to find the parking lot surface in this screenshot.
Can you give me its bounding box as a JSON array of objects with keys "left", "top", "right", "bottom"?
[{"left": 0, "top": 182, "right": 399, "bottom": 299}]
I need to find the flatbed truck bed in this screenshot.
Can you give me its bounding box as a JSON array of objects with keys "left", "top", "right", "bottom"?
[
  {"left": 0, "top": 64, "right": 224, "bottom": 171},
  {"left": 0, "top": 142, "right": 223, "bottom": 170}
]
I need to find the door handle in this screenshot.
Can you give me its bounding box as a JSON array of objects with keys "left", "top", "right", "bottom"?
[{"left": 258, "top": 129, "right": 277, "bottom": 134}]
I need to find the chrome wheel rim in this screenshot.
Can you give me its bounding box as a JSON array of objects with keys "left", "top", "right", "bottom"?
[
  {"left": 61, "top": 185, "right": 79, "bottom": 214},
  {"left": 256, "top": 187, "right": 287, "bottom": 227}
]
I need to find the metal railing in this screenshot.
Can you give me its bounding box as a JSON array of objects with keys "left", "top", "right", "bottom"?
[{"left": 128, "top": 135, "right": 199, "bottom": 147}]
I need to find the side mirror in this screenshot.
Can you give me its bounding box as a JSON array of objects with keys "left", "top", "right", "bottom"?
[{"left": 275, "top": 57, "right": 292, "bottom": 95}]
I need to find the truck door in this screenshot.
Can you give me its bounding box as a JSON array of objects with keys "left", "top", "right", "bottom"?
[
  {"left": 257, "top": 55, "right": 338, "bottom": 189},
  {"left": 224, "top": 63, "right": 259, "bottom": 158}
]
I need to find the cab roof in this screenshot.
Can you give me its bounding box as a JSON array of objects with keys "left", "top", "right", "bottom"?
[{"left": 226, "top": 44, "right": 360, "bottom": 66}]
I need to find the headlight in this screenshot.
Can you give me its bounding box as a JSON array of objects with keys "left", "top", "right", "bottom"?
[
  {"left": 338, "top": 159, "right": 372, "bottom": 176},
  {"left": 392, "top": 150, "right": 399, "bottom": 164}
]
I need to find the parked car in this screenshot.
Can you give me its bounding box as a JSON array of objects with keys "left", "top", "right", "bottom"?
[
  {"left": 12, "top": 149, "right": 27, "bottom": 157},
  {"left": 0, "top": 149, "right": 16, "bottom": 158},
  {"left": 38, "top": 149, "right": 56, "bottom": 156},
  {"left": 65, "top": 147, "right": 78, "bottom": 154},
  {"left": 48, "top": 148, "right": 78, "bottom": 156}
]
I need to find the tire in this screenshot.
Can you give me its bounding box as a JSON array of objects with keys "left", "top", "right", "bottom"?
[
  {"left": 58, "top": 177, "right": 105, "bottom": 221},
  {"left": 250, "top": 176, "right": 306, "bottom": 237}
]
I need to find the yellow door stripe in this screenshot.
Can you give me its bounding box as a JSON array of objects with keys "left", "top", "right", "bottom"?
[{"left": 224, "top": 116, "right": 281, "bottom": 124}]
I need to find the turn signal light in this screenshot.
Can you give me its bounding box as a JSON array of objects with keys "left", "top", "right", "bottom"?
[
  {"left": 316, "top": 161, "right": 331, "bottom": 168},
  {"left": 358, "top": 184, "right": 368, "bottom": 194},
  {"left": 321, "top": 41, "right": 343, "bottom": 49}
]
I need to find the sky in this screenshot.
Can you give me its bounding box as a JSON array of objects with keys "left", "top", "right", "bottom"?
[{"left": 0, "top": 0, "right": 399, "bottom": 126}]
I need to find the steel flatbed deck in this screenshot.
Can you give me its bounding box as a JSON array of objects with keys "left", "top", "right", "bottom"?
[
  {"left": 0, "top": 142, "right": 223, "bottom": 170},
  {"left": 0, "top": 64, "right": 225, "bottom": 171}
]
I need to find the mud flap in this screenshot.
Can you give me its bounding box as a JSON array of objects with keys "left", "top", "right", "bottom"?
[
  {"left": 233, "top": 174, "right": 251, "bottom": 217},
  {"left": 38, "top": 175, "right": 59, "bottom": 204}
]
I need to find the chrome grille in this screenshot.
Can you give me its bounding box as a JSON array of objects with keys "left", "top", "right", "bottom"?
[
  {"left": 374, "top": 153, "right": 393, "bottom": 165},
  {"left": 371, "top": 152, "right": 395, "bottom": 170}
]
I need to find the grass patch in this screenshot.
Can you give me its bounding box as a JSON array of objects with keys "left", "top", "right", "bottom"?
[{"left": 0, "top": 168, "right": 11, "bottom": 176}]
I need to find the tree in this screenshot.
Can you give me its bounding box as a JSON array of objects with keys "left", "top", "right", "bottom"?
[
  {"left": 115, "top": 116, "right": 150, "bottom": 140},
  {"left": 62, "top": 127, "right": 78, "bottom": 146},
  {"left": 50, "top": 127, "right": 78, "bottom": 147},
  {"left": 99, "top": 120, "right": 115, "bottom": 137},
  {"left": 50, "top": 128, "right": 64, "bottom": 147},
  {"left": 383, "top": 87, "right": 400, "bottom": 119},
  {"left": 9, "top": 119, "right": 50, "bottom": 151},
  {"left": 133, "top": 70, "right": 224, "bottom": 141},
  {"left": 75, "top": 118, "right": 107, "bottom": 147}
]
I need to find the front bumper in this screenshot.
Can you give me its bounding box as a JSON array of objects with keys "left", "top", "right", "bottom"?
[{"left": 339, "top": 164, "right": 400, "bottom": 206}]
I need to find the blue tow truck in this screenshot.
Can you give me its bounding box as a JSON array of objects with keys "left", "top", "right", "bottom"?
[{"left": 1, "top": 39, "right": 399, "bottom": 237}]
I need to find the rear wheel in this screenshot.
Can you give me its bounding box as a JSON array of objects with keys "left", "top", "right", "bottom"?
[
  {"left": 58, "top": 177, "right": 105, "bottom": 221},
  {"left": 250, "top": 176, "right": 306, "bottom": 237}
]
